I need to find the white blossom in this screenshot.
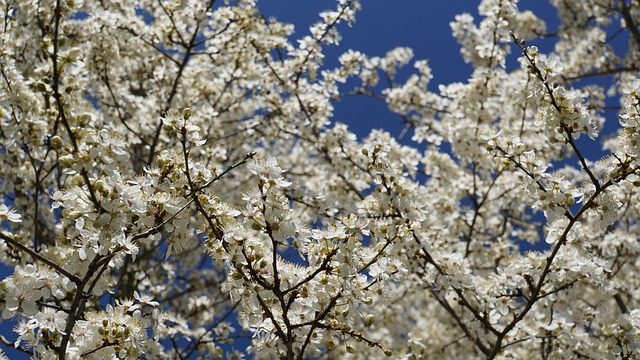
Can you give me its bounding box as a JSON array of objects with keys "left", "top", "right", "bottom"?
[{"left": 0, "top": 0, "right": 639, "bottom": 358}]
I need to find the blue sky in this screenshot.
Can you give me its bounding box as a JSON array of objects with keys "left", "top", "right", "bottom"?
[{"left": 0, "top": 1, "right": 585, "bottom": 358}]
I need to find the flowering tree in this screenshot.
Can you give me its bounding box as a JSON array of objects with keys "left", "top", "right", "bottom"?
[{"left": 1, "top": 0, "right": 640, "bottom": 358}]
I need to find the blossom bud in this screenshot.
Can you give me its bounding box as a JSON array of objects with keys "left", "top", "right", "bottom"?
[
  {"left": 251, "top": 222, "right": 262, "bottom": 230},
  {"left": 94, "top": 179, "right": 106, "bottom": 193},
  {"left": 364, "top": 314, "right": 375, "bottom": 326},
  {"left": 36, "top": 81, "right": 47, "bottom": 92},
  {"left": 63, "top": 210, "right": 80, "bottom": 220},
  {"left": 73, "top": 175, "right": 85, "bottom": 186},
  {"left": 78, "top": 113, "right": 93, "bottom": 126},
  {"left": 183, "top": 108, "right": 191, "bottom": 120},
  {"left": 59, "top": 154, "right": 75, "bottom": 167},
  {"left": 50, "top": 135, "right": 64, "bottom": 150}
]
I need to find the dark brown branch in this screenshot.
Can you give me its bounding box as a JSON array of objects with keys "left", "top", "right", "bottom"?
[{"left": 0, "top": 232, "right": 81, "bottom": 284}]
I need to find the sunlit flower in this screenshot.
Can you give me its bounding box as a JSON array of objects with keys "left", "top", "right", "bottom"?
[{"left": 0, "top": 204, "right": 22, "bottom": 223}]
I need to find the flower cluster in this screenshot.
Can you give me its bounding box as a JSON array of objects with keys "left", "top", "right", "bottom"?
[{"left": 1, "top": 0, "right": 640, "bottom": 358}]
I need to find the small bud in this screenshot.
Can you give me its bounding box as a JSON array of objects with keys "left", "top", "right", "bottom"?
[
  {"left": 78, "top": 113, "right": 93, "bottom": 126},
  {"left": 50, "top": 135, "right": 64, "bottom": 150},
  {"left": 73, "top": 174, "right": 84, "bottom": 186},
  {"left": 65, "top": 210, "right": 82, "bottom": 221},
  {"left": 59, "top": 154, "right": 75, "bottom": 167},
  {"left": 364, "top": 314, "right": 375, "bottom": 326},
  {"left": 94, "top": 179, "right": 106, "bottom": 193},
  {"left": 36, "top": 82, "right": 47, "bottom": 92},
  {"left": 183, "top": 108, "right": 191, "bottom": 120},
  {"left": 251, "top": 222, "right": 262, "bottom": 230}
]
